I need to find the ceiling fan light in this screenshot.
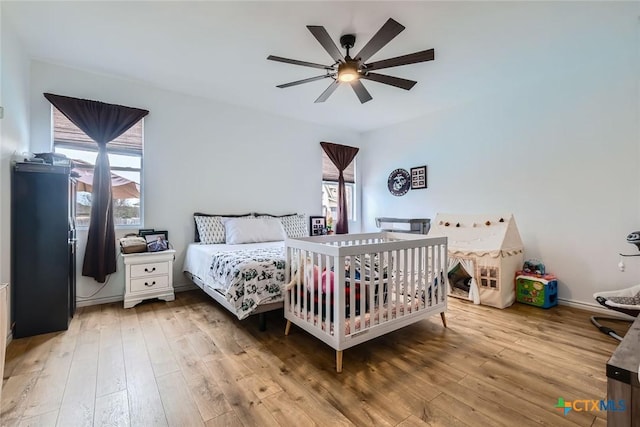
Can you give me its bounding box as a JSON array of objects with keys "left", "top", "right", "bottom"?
[
  {"left": 337, "top": 62, "right": 359, "bottom": 82},
  {"left": 338, "top": 71, "right": 357, "bottom": 82}
]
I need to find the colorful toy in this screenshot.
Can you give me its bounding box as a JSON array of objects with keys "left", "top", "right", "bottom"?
[
  {"left": 515, "top": 271, "right": 557, "bottom": 308},
  {"left": 522, "top": 259, "right": 545, "bottom": 276}
]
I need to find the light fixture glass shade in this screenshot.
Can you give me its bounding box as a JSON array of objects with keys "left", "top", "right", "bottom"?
[{"left": 338, "top": 62, "right": 359, "bottom": 82}]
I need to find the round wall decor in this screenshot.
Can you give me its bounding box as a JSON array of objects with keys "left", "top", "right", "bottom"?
[{"left": 387, "top": 168, "right": 411, "bottom": 196}]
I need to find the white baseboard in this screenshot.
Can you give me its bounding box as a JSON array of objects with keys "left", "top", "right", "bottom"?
[
  {"left": 74, "top": 285, "right": 632, "bottom": 319},
  {"left": 75, "top": 283, "right": 197, "bottom": 308},
  {"left": 76, "top": 295, "right": 124, "bottom": 308},
  {"left": 557, "top": 298, "right": 636, "bottom": 320},
  {"left": 174, "top": 282, "right": 198, "bottom": 292}
]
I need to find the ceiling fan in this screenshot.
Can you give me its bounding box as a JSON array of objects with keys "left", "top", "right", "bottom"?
[{"left": 267, "top": 18, "right": 435, "bottom": 104}]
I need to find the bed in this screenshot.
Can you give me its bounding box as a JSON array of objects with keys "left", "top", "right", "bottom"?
[
  {"left": 284, "top": 232, "right": 448, "bottom": 372},
  {"left": 183, "top": 212, "right": 307, "bottom": 327},
  {"left": 183, "top": 241, "right": 286, "bottom": 320}
]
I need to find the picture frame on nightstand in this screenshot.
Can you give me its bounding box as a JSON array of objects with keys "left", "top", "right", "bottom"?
[
  {"left": 139, "top": 229, "right": 168, "bottom": 242},
  {"left": 309, "top": 216, "right": 326, "bottom": 236},
  {"left": 140, "top": 230, "right": 169, "bottom": 252}
]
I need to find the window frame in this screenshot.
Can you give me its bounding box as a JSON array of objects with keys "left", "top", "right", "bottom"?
[
  {"left": 321, "top": 151, "right": 357, "bottom": 225},
  {"left": 321, "top": 181, "right": 357, "bottom": 223},
  {"left": 52, "top": 109, "right": 144, "bottom": 229}
]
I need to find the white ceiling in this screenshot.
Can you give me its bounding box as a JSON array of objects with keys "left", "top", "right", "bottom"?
[{"left": 2, "top": 1, "right": 621, "bottom": 132}]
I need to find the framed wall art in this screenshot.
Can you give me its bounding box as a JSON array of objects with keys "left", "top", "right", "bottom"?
[
  {"left": 387, "top": 168, "right": 411, "bottom": 196},
  {"left": 410, "top": 165, "right": 427, "bottom": 190}
]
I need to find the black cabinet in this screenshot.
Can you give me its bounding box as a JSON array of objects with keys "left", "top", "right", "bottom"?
[{"left": 11, "top": 162, "right": 76, "bottom": 338}]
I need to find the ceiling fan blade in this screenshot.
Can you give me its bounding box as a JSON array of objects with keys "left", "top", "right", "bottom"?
[
  {"left": 277, "top": 75, "right": 333, "bottom": 89},
  {"left": 364, "top": 49, "right": 435, "bottom": 71},
  {"left": 355, "top": 18, "right": 405, "bottom": 63},
  {"left": 351, "top": 80, "right": 373, "bottom": 104},
  {"left": 314, "top": 81, "right": 340, "bottom": 103},
  {"left": 267, "top": 55, "right": 334, "bottom": 70},
  {"left": 361, "top": 72, "right": 417, "bottom": 90},
  {"left": 307, "top": 26, "right": 345, "bottom": 63}
]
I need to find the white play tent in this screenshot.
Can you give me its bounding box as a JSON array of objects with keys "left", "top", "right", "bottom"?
[{"left": 428, "top": 213, "right": 524, "bottom": 309}]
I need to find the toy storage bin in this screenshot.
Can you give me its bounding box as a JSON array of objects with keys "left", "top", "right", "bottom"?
[{"left": 515, "top": 272, "right": 558, "bottom": 308}]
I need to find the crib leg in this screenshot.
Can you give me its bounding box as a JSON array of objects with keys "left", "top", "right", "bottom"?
[
  {"left": 336, "top": 351, "right": 343, "bottom": 373},
  {"left": 440, "top": 312, "right": 447, "bottom": 328},
  {"left": 285, "top": 320, "right": 291, "bottom": 336}
]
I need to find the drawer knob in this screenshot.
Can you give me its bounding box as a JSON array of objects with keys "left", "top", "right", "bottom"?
[
  {"left": 144, "top": 267, "right": 156, "bottom": 273},
  {"left": 144, "top": 281, "right": 156, "bottom": 287}
]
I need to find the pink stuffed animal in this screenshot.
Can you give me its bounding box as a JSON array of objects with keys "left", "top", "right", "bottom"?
[
  {"left": 307, "top": 266, "right": 335, "bottom": 294},
  {"left": 321, "top": 270, "right": 335, "bottom": 294},
  {"left": 285, "top": 254, "right": 336, "bottom": 295}
]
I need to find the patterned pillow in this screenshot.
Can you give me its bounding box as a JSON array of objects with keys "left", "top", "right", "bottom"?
[
  {"left": 279, "top": 214, "right": 308, "bottom": 238},
  {"left": 193, "top": 213, "right": 253, "bottom": 243},
  {"left": 194, "top": 216, "right": 226, "bottom": 244}
]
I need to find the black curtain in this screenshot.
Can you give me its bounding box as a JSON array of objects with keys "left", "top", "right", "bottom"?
[
  {"left": 320, "top": 142, "right": 359, "bottom": 234},
  {"left": 44, "top": 93, "right": 149, "bottom": 283}
]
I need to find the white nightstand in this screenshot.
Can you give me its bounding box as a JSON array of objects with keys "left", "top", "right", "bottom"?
[{"left": 122, "top": 249, "right": 176, "bottom": 308}]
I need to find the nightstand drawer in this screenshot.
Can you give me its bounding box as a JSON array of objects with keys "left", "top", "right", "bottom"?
[
  {"left": 130, "top": 275, "right": 169, "bottom": 293},
  {"left": 130, "top": 262, "right": 169, "bottom": 278}
]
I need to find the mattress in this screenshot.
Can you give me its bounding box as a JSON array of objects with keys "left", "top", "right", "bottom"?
[
  {"left": 183, "top": 241, "right": 283, "bottom": 288},
  {"left": 183, "top": 241, "right": 286, "bottom": 319}
]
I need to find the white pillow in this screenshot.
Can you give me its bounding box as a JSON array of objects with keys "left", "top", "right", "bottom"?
[{"left": 223, "top": 217, "right": 286, "bottom": 244}]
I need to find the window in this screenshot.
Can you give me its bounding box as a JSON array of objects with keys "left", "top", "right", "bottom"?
[
  {"left": 321, "top": 150, "right": 356, "bottom": 228},
  {"left": 52, "top": 107, "right": 143, "bottom": 227},
  {"left": 478, "top": 267, "right": 499, "bottom": 290}
]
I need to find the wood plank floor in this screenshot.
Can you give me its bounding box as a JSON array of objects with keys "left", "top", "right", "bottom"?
[{"left": 1, "top": 290, "right": 627, "bottom": 426}]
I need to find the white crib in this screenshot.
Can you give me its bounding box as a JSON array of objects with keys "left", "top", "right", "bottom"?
[{"left": 284, "top": 232, "right": 448, "bottom": 372}]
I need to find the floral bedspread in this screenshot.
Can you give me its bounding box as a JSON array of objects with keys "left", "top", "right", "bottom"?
[{"left": 209, "top": 247, "right": 286, "bottom": 320}]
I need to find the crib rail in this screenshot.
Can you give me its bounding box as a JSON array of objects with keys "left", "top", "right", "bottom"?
[{"left": 284, "top": 232, "right": 448, "bottom": 356}]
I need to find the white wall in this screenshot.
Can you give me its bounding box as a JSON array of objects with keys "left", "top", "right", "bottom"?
[
  {"left": 360, "top": 4, "right": 640, "bottom": 307},
  {"left": 29, "top": 60, "right": 360, "bottom": 305},
  {"left": 1, "top": 12, "right": 31, "bottom": 336}
]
